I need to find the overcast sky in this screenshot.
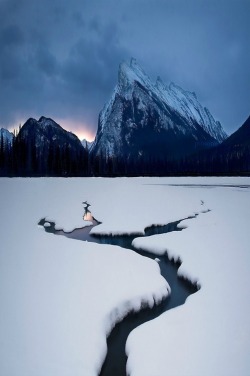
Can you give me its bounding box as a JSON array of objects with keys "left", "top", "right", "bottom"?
[{"left": 0, "top": 0, "right": 249, "bottom": 140}]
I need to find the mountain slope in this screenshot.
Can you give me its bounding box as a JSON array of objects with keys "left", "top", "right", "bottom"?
[
  {"left": 0, "top": 128, "right": 14, "bottom": 146},
  {"left": 158, "top": 80, "right": 227, "bottom": 143},
  {"left": 81, "top": 139, "right": 93, "bottom": 150},
  {"left": 184, "top": 115, "right": 250, "bottom": 175},
  {"left": 18, "top": 116, "right": 83, "bottom": 150},
  {"left": 0, "top": 128, "right": 14, "bottom": 175},
  {"left": 221, "top": 116, "right": 250, "bottom": 149},
  {"left": 91, "top": 59, "right": 227, "bottom": 163}
]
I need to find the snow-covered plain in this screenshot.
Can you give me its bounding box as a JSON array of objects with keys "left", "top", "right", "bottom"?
[
  {"left": 127, "top": 178, "right": 250, "bottom": 376},
  {"left": 0, "top": 177, "right": 250, "bottom": 376}
]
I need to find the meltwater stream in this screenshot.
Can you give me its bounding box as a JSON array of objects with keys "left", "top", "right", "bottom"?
[{"left": 38, "top": 203, "right": 199, "bottom": 376}]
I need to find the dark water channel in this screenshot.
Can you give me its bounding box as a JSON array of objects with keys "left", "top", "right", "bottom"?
[{"left": 38, "top": 204, "right": 199, "bottom": 376}]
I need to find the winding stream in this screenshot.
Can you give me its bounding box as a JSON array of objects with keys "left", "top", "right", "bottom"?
[{"left": 38, "top": 203, "right": 200, "bottom": 376}]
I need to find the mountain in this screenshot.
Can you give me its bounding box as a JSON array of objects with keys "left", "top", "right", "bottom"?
[
  {"left": 91, "top": 58, "right": 227, "bottom": 166},
  {"left": 18, "top": 116, "right": 83, "bottom": 150},
  {"left": 0, "top": 128, "right": 14, "bottom": 175},
  {"left": 215, "top": 115, "right": 250, "bottom": 174},
  {"left": 184, "top": 115, "right": 250, "bottom": 175},
  {"left": 159, "top": 81, "right": 227, "bottom": 143},
  {"left": 221, "top": 115, "right": 250, "bottom": 149},
  {"left": 13, "top": 116, "right": 87, "bottom": 176},
  {"left": 0, "top": 128, "right": 14, "bottom": 146},
  {"left": 81, "top": 139, "right": 93, "bottom": 150}
]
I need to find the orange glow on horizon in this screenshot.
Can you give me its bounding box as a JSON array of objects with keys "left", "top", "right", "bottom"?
[
  {"left": 74, "top": 131, "right": 95, "bottom": 142},
  {"left": 57, "top": 118, "right": 96, "bottom": 142},
  {"left": 83, "top": 212, "right": 94, "bottom": 221},
  {"left": 3, "top": 117, "right": 96, "bottom": 142},
  {"left": 4, "top": 118, "right": 27, "bottom": 135}
]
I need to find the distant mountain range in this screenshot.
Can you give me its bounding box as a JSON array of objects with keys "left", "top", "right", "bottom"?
[{"left": 0, "top": 59, "right": 249, "bottom": 176}]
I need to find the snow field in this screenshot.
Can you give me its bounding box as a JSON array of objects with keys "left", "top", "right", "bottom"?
[
  {"left": 126, "top": 181, "right": 250, "bottom": 376},
  {"left": 1, "top": 177, "right": 250, "bottom": 376},
  {"left": 0, "top": 178, "right": 171, "bottom": 376}
]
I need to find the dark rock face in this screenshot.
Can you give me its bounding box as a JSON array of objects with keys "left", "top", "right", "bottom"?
[
  {"left": 184, "top": 115, "right": 250, "bottom": 175},
  {"left": 14, "top": 116, "right": 87, "bottom": 176},
  {"left": 221, "top": 116, "right": 250, "bottom": 149},
  {"left": 19, "top": 116, "right": 82, "bottom": 151},
  {"left": 0, "top": 128, "right": 14, "bottom": 146}
]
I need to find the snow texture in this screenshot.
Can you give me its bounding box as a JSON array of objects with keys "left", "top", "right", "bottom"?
[
  {"left": 19, "top": 116, "right": 82, "bottom": 151},
  {"left": 1, "top": 177, "right": 250, "bottom": 376},
  {"left": 126, "top": 177, "right": 250, "bottom": 376},
  {"left": 0, "top": 178, "right": 170, "bottom": 376}
]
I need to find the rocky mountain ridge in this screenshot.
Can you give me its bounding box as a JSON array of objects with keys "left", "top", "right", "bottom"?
[{"left": 91, "top": 58, "right": 227, "bottom": 161}]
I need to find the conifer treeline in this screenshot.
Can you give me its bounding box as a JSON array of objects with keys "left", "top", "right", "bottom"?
[
  {"left": 1, "top": 135, "right": 250, "bottom": 176},
  {"left": 0, "top": 130, "right": 88, "bottom": 177},
  {"left": 0, "top": 137, "right": 250, "bottom": 177}
]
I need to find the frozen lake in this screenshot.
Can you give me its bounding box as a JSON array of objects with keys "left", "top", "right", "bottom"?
[
  {"left": 39, "top": 206, "right": 198, "bottom": 375},
  {"left": 0, "top": 177, "right": 250, "bottom": 376}
]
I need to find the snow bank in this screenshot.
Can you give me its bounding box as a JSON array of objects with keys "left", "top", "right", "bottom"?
[
  {"left": 126, "top": 179, "right": 250, "bottom": 376},
  {"left": 1, "top": 177, "right": 250, "bottom": 376},
  {"left": 0, "top": 178, "right": 170, "bottom": 376}
]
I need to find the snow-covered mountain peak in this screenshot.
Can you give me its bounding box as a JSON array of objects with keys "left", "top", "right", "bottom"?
[
  {"left": 0, "top": 128, "right": 14, "bottom": 145},
  {"left": 92, "top": 59, "right": 228, "bottom": 160},
  {"left": 118, "top": 59, "right": 154, "bottom": 95},
  {"left": 168, "top": 81, "right": 193, "bottom": 97},
  {"left": 19, "top": 116, "right": 84, "bottom": 157}
]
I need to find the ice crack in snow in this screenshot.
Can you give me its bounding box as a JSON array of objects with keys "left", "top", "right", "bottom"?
[{"left": 38, "top": 201, "right": 210, "bottom": 376}]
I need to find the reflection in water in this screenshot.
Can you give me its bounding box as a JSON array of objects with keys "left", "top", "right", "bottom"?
[
  {"left": 83, "top": 211, "right": 94, "bottom": 221},
  {"left": 38, "top": 202, "right": 199, "bottom": 376}
]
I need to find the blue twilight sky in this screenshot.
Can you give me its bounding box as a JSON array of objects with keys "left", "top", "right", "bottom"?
[{"left": 0, "top": 0, "right": 249, "bottom": 140}]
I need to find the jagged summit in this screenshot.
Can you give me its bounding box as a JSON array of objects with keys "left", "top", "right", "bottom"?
[
  {"left": 39, "top": 116, "right": 48, "bottom": 122},
  {"left": 92, "top": 58, "right": 227, "bottom": 160},
  {"left": 156, "top": 76, "right": 166, "bottom": 91},
  {"left": 38, "top": 116, "right": 57, "bottom": 126},
  {"left": 168, "top": 82, "right": 197, "bottom": 100},
  {"left": 118, "top": 58, "right": 155, "bottom": 96},
  {"left": 19, "top": 116, "right": 82, "bottom": 147},
  {"left": 20, "top": 116, "right": 80, "bottom": 144},
  {"left": 116, "top": 59, "right": 226, "bottom": 142}
]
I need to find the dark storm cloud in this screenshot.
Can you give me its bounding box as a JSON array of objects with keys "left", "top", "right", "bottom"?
[
  {"left": 117, "top": 0, "right": 250, "bottom": 133},
  {"left": 0, "top": 0, "right": 128, "bottom": 137},
  {"left": 0, "top": 0, "right": 249, "bottom": 138}
]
